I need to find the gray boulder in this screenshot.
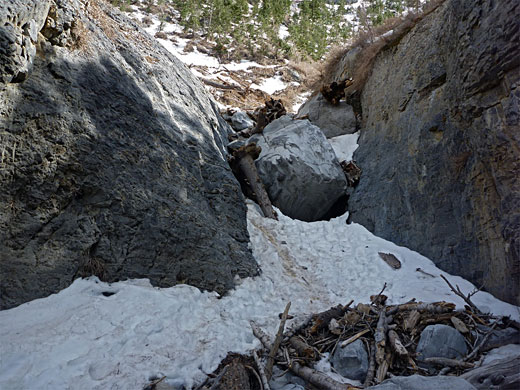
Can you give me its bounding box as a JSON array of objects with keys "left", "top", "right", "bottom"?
[
  {"left": 368, "top": 375, "right": 477, "bottom": 390},
  {"left": 297, "top": 92, "right": 357, "bottom": 138},
  {"left": 331, "top": 339, "right": 369, "bottom": 381},
  {"left": 0, "top": 0, "right": 257, "bottom": 309},
  {"left": 249, "top": 115, "right": 347, "bottom": 221},
  {"left": 416, "top": 325, "right": 468, "bottom": 361},
  {"left": 231, "top": 111, "right": 254, "bottom": 131}
]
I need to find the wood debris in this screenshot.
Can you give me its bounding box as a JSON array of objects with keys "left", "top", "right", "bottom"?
[
  {"left": 196, "top": 292, "right": 518, "bottom": 390},
  {"left": 340, "top": 160, "right": 362, "bottom": 187},
  {"left": 378, "top": 252, "right": 401, "bottom": 269}
]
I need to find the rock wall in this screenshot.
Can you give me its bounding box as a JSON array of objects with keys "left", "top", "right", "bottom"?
[
  {"left": 346, "top": 0, "right": 519, "bottom": 304},
  {"left": 0, "top": 0, "right": 257, "bottom": 309}
]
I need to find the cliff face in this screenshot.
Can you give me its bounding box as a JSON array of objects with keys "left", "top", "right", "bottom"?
[
  {"left": 346, "top": 0, "right": 519, "bottom": 304},
  {"left": 0, "top": 0, "right": 257, "bottom": 309}
]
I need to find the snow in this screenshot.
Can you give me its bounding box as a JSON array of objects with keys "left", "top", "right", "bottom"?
[
  {"left": 329, "top": 132, "right": 360, "bottom": 162},
  {"left": 1, "top": 203, "right": 519, "bottom": 390},
  {"left": 250, "top": 75, "right": 287, "bottom": 95}
]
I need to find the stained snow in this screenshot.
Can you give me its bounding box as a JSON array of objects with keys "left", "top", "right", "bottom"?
[{"left": 0, "top": 203, "right": 518, "bottom": 390}]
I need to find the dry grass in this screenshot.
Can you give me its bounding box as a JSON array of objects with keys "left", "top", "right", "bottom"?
[{"left": 314, "top": 0, "right": 447, "bottom": 96}]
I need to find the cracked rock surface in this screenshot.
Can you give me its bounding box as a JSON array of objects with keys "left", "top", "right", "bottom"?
[{"left": 0, "top": 0, "right": 257, "bottom": 309}]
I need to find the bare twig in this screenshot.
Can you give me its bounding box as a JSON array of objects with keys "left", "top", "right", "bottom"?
[
  {"left": 250, "top": 321, "right": 274, "bottom": 350},
  {"left": 464, "top": 321, "right": 498, "bottom": 361},
  {"left": 252, "top": 351, "right": 270, "bottom": 390},
  {"left": 440, "top": 274, "right": 481, "bottom": 313},
  {"left": 266, "top": 302, "right": 291, "bottom": 380}
]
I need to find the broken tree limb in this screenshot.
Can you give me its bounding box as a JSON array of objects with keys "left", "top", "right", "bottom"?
[
  {"left": 252, "top": 351, "right": 270, "bottom": 390},
  {"left": 440, "top": 274, "right": 481, "bottom": 313},
  {"left": 403, "top": 310, "right": 420, "bottom": 332},
  {"left": 465, "top": 321, "right": 499, "bottom": 361},
  {"left": 424, "top": 357, "right": 474, "bottom": 369},
  {"left": 461, "top": 356, "right": 520, "bottom": 390},
  {"left": 386, "top": 301, "right": 456, "bottom": 315},
  {"left": 250, "top": 321, "right": 274, "bottom": 350},
  {"left": 340, "top": 328, "right": 370, "bottom": 348},
  {"left": 290, "top": 362, "right": 356, "bottom": 390},
  {"left": 290, "top": 336, "right": 316, "bottom": 359},
  {"left": 231, "top": 143, "right": 277, "bottom": 220},
  {"left": 266, "top": 302, "right": 291, "bottom": 380},
  {"left": 388, "top": 330, "right": 407, "bottom": 357},
  {"left": 375, "top": 309, "right": 387, "bottom": 364},
  {"left": 364, "top": 341, "right": 376, "bottom": 387}
]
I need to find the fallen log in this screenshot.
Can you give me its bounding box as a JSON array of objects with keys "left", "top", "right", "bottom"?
[
  {"left": 461, "top": 356, "right": 520, "bottom": 389},
  {"left": 290, "top": 362, "right": 359, "bottom": 390},
  {"left": 230, "top": 143, "right": 277, "bottom": 220},
  {"left": 388, "top": 330, "right": 408, "bottom": 357},
  {"left": 201, "top": 77, "right": 242, "bottom": 90}
]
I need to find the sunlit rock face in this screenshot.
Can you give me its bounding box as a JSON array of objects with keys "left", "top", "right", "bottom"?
[{"left": 0, "top": 0, "right": 258, "bottom": 309}]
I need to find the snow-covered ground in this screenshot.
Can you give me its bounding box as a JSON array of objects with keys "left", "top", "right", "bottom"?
[{"left": 1, "top": 202, "right": 518, "bottom": 390}]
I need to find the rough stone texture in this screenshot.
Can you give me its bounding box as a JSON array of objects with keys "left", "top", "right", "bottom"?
[
  {"left": 0, "top": 0, "right": 257, "bottom": 309},
  {"left": 230, "top": 111, "right": 253, "bottom": 131},
  {"left": 297, "top": 92, "right": 357, "bottom": 138},
  {"left": 416, "top": 324, "right": 468, "bottom": 361},
  {"left": 0, "top": 0, "right": 51, "bottom": 83},
  {"left": 347, "top": 0, "right": 520, "bottom": 304},
  {"left": 368, "top": 375, "right": 477, "bottom": 390},
  {"left": 330, "top": 339, "right": 369, "bottom": 381},
  {"left": 249, "top": 115, "right": 347, "bottom": 222}
]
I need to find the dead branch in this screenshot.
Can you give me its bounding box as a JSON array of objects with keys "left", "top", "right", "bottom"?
[
  {"left": 403, "top": 310, "right": 420, "bottom": 331},
  {"left": 250, "top": 321, "right": 274, "bottom": 350},
  {"left": 440, "top": 274, "right": 481, "bottom": 313},
  {"left": 290, "top": 362, "right": 355, "bottom": 390},
  {"left": 364, "top": 341, "right": 376, "bottom": 387},
  {"left": 375, "top": 309, "right": 387, "bottom": 364},
  {"left": 424, "top": 357, "right": 474, "bottom": 369},
  {"left": 386, "top": 301, "right": 456, "bottom": 315},
  {"left": 201, "top": 77, "right": 242, "bottom": 90},
  {"left": 252, "top": 351, "right": 270, "bottom": 390},
  {"left": 290, "top": 336, "right": 316, "bottom": 359},
  {"left": 341, "top": 328, "right": 371, "bottom": 348},
  {"left": 464, "top": 321, "right": 498, "bottom": 361},
  {"left": 266, "top": 302, "right": 291, "bottom": 380},
  {"left": 388, "top": 330, "right": 407, "bottom": 357},
  {"left": 230, "top": 143, "right": 277, "bottom": 220}
]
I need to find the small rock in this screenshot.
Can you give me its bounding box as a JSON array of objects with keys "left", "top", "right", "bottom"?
[
  {"left": 416, "top": 324, "right": 468, "bottom": 362},
  {"left": 331, "top": 339, "right": 368, "bottom": 381},
  {"left": 368, "top": 374, "right": 477, "bottom": 389},
  {"left": 231, "top": 111, "right": 254, "bottom": 131}
]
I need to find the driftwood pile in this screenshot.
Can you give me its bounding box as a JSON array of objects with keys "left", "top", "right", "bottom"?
[{"left": 194, "top": 281, "right": 519, "bottom": 390}]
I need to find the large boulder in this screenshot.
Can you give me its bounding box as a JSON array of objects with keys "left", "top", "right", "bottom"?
[
  {"left": 297, "top": 92, "right": 357, "bottom": 138},
  {"left": 0, "top": 0, "right": 257, "bottom": 309},
  {"left": 346, "top": 0, "right": 520, "bottom": 304},
  {"left": 249, "top": 115, "right": 347, "bottom": 222}
]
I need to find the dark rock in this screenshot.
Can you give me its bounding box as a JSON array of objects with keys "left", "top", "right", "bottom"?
[
  {"left": 0, "top": 0, "right": 257, "bottom": 309},
  {"left": 416, "top": 324, "right": 468, "bottom": 361},
  {"left": 297, "top": 92, "right": 357, "bottom": 138},
  {"left": 249, "top": 115, "right": 347, "bottom": 222},
  {"left": 331, "top": 339, "right": 369, "bottom": 381},
  {"left": 230, "top": 111, "right": 253, "bottom": 131},
  {"left": 368, "top": 374, "right": 477, "bottom": 390},
  {"left": 345, "top": 0, "right": 520, "bottom": 304}
]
